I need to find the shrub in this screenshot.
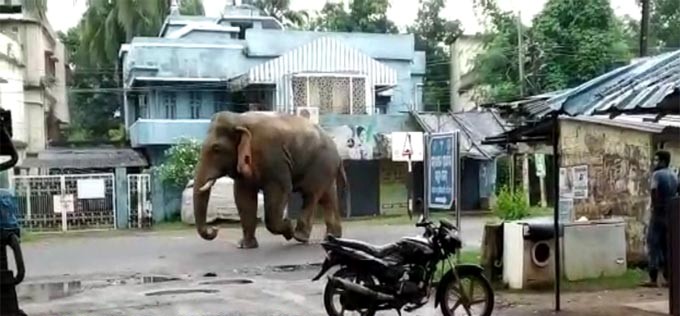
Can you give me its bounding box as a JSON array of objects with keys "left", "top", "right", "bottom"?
[
  {"left": 155, "top": 137, "right": 202, "bottom": 188},
  {"left": 493, "top": 185, "right": 530, "bottom": 221}
]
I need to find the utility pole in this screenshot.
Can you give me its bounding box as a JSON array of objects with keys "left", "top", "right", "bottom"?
[
  {"left": 640, "top": 0, "right": 651, "bottom": 57},
  {"left": 516, "top": 11, "right": 525, "bottom": 97},
  {"left": 449, "top": 38, "right": 461, "bottom": 113}
]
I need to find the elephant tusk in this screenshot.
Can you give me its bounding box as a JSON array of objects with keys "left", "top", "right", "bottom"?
[{"left": 199, "top": 179, "right": 216, "bottom": 192}]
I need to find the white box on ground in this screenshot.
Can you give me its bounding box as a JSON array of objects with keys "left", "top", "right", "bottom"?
[
  {"left": 563, "top": 218, "right": 627, "bottom": 281},
  {"left": 390, "top": 132, "right": 424, "bottom": 162}
]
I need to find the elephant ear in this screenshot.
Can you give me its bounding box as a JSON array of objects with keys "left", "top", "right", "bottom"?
[{"left": 236, "top": 126, "right": 254, "bottom": 179}]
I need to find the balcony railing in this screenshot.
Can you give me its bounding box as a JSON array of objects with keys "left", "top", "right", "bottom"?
[{"left": 129, "top": 119, "right": 211, "bottom": 148}]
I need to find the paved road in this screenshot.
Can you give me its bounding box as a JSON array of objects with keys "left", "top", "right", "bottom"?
[
  {"left": 18, "top": 217, "right": 488, "bottom": 280},
  {"left": 13, "top": 217, "right": 489, "bottom": 316}
]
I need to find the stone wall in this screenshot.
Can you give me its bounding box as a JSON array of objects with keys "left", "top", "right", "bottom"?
[{"left": 559, "top": 119, "right": 654, "bottom": 263}]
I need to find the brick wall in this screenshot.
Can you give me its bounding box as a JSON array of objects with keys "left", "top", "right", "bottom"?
[{"left": 559, "top": 120, "right": 654, "bottom": 262}]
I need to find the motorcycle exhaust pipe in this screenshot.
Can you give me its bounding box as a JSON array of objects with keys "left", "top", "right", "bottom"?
[{"left": 329, "top": 277, "right": 394, "bottom": 301}]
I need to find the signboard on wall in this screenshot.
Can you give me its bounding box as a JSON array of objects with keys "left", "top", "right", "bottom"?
[
  {"left": 535, "top": 153, "right": 546, "bottom": 177},
  {"left": 427, "top": 131, "right": 459, "bottom": 210},
  {"left": 391, "top": 132, "right": 424, "bottom": 162},
  {"left": 77, "top": 179, "right": 106, "bottom": 199},
  {"left": 53, "top": 194, "right": 74, "bottom": 214}
]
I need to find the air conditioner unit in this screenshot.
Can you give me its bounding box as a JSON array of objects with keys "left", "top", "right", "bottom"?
[{"left": 296, "top": 107, "right": 319, "bottom": 125}]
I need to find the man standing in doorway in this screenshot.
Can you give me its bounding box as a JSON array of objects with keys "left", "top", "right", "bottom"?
[{"left": 644, "top": 150, "right": 679, "bottom": 287}]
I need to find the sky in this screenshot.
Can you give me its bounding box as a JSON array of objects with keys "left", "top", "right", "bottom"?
[{"left": 47, "top": 0, "right": 641, "bottom": 35}]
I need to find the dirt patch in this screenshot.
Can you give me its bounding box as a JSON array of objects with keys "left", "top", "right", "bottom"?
[{"left": 497, "top": 287, "right": 668, "bottom": 316}]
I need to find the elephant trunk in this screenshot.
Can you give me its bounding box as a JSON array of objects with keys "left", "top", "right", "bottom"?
[{"left": 193, "top": 161, "right": 219, "bottom": 241}]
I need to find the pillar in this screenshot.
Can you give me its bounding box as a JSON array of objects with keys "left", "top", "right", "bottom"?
[{"left": 114, "top": 167, "right": 128, "bottom": 229}]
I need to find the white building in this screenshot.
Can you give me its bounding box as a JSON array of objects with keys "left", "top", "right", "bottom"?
[{"left": 0, "top": 32, "right": 24, "bottom": 186}]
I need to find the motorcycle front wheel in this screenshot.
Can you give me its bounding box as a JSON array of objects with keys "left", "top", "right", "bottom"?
[
  {"left": 440, "top": 270, "right": 494, "bottom": 316},
  {"left": 323, "top": 268, "right": 377, "bottom": 316}
]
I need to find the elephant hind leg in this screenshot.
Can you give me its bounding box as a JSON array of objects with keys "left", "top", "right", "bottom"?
[
  {"left": 319, "top": 184, "right": 342, "bottom": 238},
  {"left": 263, "top": 183, "right": 294, "bottom": 240},
  {"left": 294, "top": 192, "right": 322, "bottom": 243}
]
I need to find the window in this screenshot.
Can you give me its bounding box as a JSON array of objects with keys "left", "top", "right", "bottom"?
[
  {"left": 137, "top": 93, "right": 148, "bottom": 119},
  {"left": 189, "top": 92, "right": 202, "bottom": 119},
  {"left": 163, "top": 92, "right": 176, "bottom": 119}
]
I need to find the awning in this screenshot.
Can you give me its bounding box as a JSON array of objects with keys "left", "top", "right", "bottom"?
[{"left": 230, "top": 36, "right": 398, "bottom": 91}]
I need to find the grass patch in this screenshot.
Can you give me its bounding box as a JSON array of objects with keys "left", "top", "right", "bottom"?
[
  {"left": 562, "top": 268, "right": 646, "bottom": 292},
  {"left": 433, "top": 249, "right": 482, "bottom": 282},
  {"left": 347, "top": 212, "right": 478, "bottom": 226}
]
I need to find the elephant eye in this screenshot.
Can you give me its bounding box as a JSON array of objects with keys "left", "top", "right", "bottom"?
[{"left": 211, "top": 143, "right": 221, "bottom": 153}]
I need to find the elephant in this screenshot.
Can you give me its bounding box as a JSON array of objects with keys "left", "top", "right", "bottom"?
[{"left": 193, "top": 110, "right": 348, "bottom": 249}]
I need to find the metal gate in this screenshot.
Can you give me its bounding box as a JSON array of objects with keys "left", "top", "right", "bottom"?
[
  {"left": 127, "top": 173, "right": 152, "bottom": 229},
  {"left": 12, "top": 173, "right": 116, "bottom": 232}
]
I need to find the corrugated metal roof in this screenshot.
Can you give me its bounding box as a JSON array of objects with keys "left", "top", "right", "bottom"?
[
  {"left": 19, "top": 148, "right": 149, "bottom": 169},
  {"left": 244, "top": 36, "right": 398, "bottom": 86},
  {"left": 412, "top": 110, "right": 509, "bottom": 160},
  {"left": 545, "top": 49, "right": 680, "bottom": 116}
]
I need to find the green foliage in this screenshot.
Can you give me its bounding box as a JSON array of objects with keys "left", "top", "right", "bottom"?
[
  {"left": 649, "top": 0, "right": 680, "bottom": 51},
  {"left": 250, "top": 0, "right": 308, "bottom": 29},
  {"left": 494, "top": 156, "right": 511, "bottom": 195},
  {"left": 493, "top": 185, "right": 530, "bottom": 221},
  {"left": 309, "top": 0, "right": 398, "bottom": 33},
  {"left": 156, "top": 138, "right": 202, "bottom": 188},
  {"left": 408, "top": 0, "right": 463, "bottom": 110},
  {"left": 472, "top": 0, "right": 632, "bottom": 103},
  {"left": 531, "top": 0, "right": 631, "bottom": 91}
]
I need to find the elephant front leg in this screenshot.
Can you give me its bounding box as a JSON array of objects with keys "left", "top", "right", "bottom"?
[
  {"left": 234, "top": 180, "right": 259, "bottom": 249},
  {"left": 263, "top": 183, "right": 295, "bottom": 240}
]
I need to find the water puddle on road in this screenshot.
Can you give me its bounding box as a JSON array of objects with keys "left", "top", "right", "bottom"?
[
  {"left": 17, "top": 275, "right": 183, "bottom": 302},
  {"left": 17, "top": 280, "right": 83, "bottom": 303},
  {"left": 145, "top": 289, "right": 219, "bottom": 296},
  {"left": 271, "top": 263, "right": 322, "bottom": 273},
  {"left": 198, "top": 278, "right": 254, "bottom": 285}
]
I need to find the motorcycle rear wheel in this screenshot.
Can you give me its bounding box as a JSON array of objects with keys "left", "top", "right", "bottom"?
[
  {"left": 323, "top": 268, "right": 377, "bottom": 316},
  {"left": 440, "top": 270, "right": 494, "bottom": 316}
]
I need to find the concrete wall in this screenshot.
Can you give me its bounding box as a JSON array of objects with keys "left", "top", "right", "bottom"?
[{"left": 559, "top": 119, "right": 658, "bottom": 262}]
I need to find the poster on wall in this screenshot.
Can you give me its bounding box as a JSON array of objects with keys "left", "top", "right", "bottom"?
[
  {"left": 558, "top": 197, "right": 574, "bottom": 223},
  {"left": 326, "top": 125, "right": 375, "bottom": 160},
  {"left": 559, "top": 167, "right": 573, "bottom": 198},
  {"left": 571, "top": 165, "right": 589, "bottom": 199}
]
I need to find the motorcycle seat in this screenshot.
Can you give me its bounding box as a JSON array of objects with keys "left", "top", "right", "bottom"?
[{"left": 326, "top": 235, "right": 397, "bottom": 257}]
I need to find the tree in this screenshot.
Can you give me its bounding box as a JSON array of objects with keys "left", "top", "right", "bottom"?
[
  {"left": 532, "top": 0, "right": 631, "bottom": 91},
  {"left": 310, "top": 0, "right": 398, "bottom": 33},
  {"left": 80, "top": 0, "right": 204, "bottom": 66},
  {"left": 649, "top": 0, "right": 680, "bottom": 52},
  {"left": 408, "top": 0, "right": 462, "bottom": 110},
  {"left": 65, "top": 0, "right": 203, "bottom": 141},
  {"left": 471, "top": 0, "right": 528, "bottom": 102},
  {"left": 250, "top": 0, "right": 308, "bottom": 29},
  {"left": 472, "top": 0, "right": 632, "bottom": 103}
]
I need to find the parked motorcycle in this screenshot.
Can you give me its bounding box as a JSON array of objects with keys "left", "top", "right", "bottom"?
[{"left": 312, "top": 216, "right": 494, "bottom": 316}]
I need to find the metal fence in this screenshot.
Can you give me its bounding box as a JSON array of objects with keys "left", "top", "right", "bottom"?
[
  {"left": 12, "top": 173, "right": 116, "bottom": 232},
  {"left": 127, "top": 173, "right": 152, "bottom": 229}
]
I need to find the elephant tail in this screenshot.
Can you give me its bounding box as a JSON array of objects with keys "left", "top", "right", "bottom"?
[{"left": 337, "top": 162, "right": 351, "bottom": 218}]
